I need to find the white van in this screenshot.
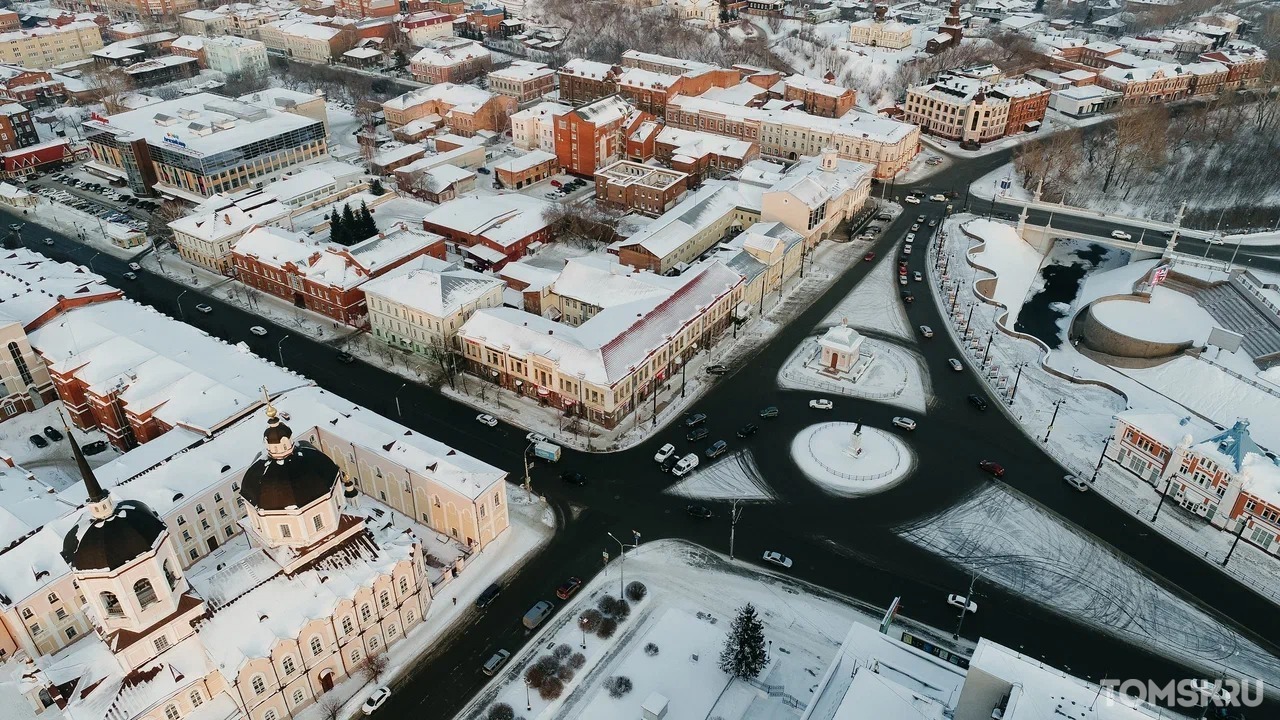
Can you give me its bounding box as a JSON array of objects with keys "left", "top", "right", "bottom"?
[{"left": 672, "top": 453, "right": 700, "bottom": 477}]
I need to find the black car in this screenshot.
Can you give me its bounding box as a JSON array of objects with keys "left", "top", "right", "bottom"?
[
  {"left": 560, "top": 471, "right": 587, "bottom": 485},
  {"left": 705, "top": 364, "right": 729, "bottom": 375},
  {"left": 686, "top": 427, "right": 709, "bottom": 442},
  {"left": 686, "top": 505, "right": 713, "bottom": 519},
  {"left": 901, "top": 292, "right": 914, "bottom": 303},
  {"left": 968, "top": 394, "right": 988, "bottom": 411},
  {"left": 476, "top": 167, "right": 490, "bottom": 175},
  {"left": 336, "top": 352, "right": 356, "bottom": 364},
  {"left": 475, "top": 582, "right": 502, "bottom": 608},
  {"left": 661, "top": 454, "right": 680, "bottom": 472},
  {"left": 684, "top": 413, "right": 707, "bottom": 427},
  {"left": 29, "top": 434, "right": 48, "bottom": 448},
  {"left": 83, "top": 440, "right": 109, "bottom": 455},
  {"left": 43, "top": 426, "right": 63, "bottom": 441},
  {"left": 737, "top": 423, "right": 758, "bottom": 438},
  {"left": 759, "top": 406, "right": 778, "bottom": 418}
]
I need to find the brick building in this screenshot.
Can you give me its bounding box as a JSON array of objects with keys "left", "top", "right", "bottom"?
[
  {"left": 781, "top": 74, "right": 856, "bottom": 118},
  {"left": 653, "top": 126, "right": 758, "bottom": 186},
  {"left": 494, "top": 149, "right": 557, "bottom": 189},
  {"left": 410, "top": 38, "right": 491, "bottom": 84},
  {"left": 422, "top": 194, "right": 555, "bottom": 270},
  {"left": 594, "top": 160, "right": 688, "bottom": 216},
  {"left": 487, "top": 61, "right": 556, "bottom": 103},
  {"left": 0, "top": 103, "right": 39, "bottom": 153},
  {"left": 401, "top": 11, "right": 455, "bottom": 45},
  {"left": 335, "top": 0, "right": 398, "bottom": 19},
  {"left": 553, "top": 95, "right": 645, "bottom": 177},
  {"left": 0, "top": 67, "right": 66, "bottom": 107}
]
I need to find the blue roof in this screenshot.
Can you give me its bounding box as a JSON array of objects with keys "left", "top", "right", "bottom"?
[{"left": 1200, "top": 419, "right": 1268, "bottom": 472}]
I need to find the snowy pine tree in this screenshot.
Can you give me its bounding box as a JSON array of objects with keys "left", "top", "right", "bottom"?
[{"left": 719, "top": 604, "right": 768, "bottom": 679}]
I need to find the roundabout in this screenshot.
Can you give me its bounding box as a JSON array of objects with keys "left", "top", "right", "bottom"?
[{"left": 789, "top": 421, "right": 915, "bottom": 497}]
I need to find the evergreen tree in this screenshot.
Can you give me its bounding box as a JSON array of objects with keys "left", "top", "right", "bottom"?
[
  {"left": 719, "top": 604, "right": 768, "bottom": 679},
  {"left": 359, "top": 201, "right": 378, "bottom": 238},
  {"left": 329, "top": 210, "right": 346, "bottom": 246},
  {"left": 340, "top": 203, "right": 359, "bottom": 244},
  {"left": 370, "top": 178, "right": 386, "bottom": 196}
]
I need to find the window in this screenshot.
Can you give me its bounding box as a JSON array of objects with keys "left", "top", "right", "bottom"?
[
  {"left": 190, "top": 549, "right": 199, "bottom": 560},
  {"left": 29, "top": 624, "right": 40, "bottom": 636},
  {"left": 101, "top": 591, "right": 123, "bottom": 618},
  {"left": 164, "top": 705, "right": 179, "bottom": 720},
  {"left": 182, "top": 530, "right": 192, "bottom": 542},
  {"left": 8, "top": 342, "right": 33, "bottom": 386},
  {"left": 225, "top": 526, "right": 235, "bottom": 537},
  {"left": 360, "top": 604, "right": 372, "bottom": 622},
  {"left": 55, "top": 608, "right": 67, "bottom": 621},
  {"left": 399, "top": 577, "right": 409, "bottom": 595},
  {"left": 350, "top": 649, "right": 362, "bottom": 665},
  {"left": 405, "top": 610, "right": 415, "bottom": 624},
  {"left": 196, "top": 504, "right": 205, "bottom": 514},
  {"left": 280, "top": 524, "right": 292, "bottom": 538},
  {"left": 154, "top": 636, "right": 170, "bottom": 653},
  {"left": 46, "top": 592, "right": 58, "bottom": 604},
  {"left": 342, "top": 617, "right": 354, "bottom": 635},
  {"left": 251, "top": 675, "right": 266, "bottom": 695},
  {"left": 201, "top": 519, "right": 210, "bottom": 530},
  {"left": 20, "top": 608, "right": 31, "bottom": 619},
  {"left": 219, "top": 508, "right": 228, "bottom": 518},
  {"left": 65, "top": 627, "right": 77, "bottom": 640},
  {"left": 190, "top": 690, "right": 203, "bottom": 707},
  {"left": 177, "top": 515, "right": 187, "bottom": 525},
  {"left": 282, "top": 656, "right": 296, "bottom": 675},
  {"left": 134, "top": 579, "right": 158, "bottom": 609},
  {"left": 387, "top": 625, "right": 397, "bottom": 638},
  {"left": 310, "top": 636, "right": 323, "bottom": 656},
  {"left": 264, "top": 711, "right": 277, "bottom": 720},
  {"left": 292, "top": 689, "right": 305, "bottom": 706},
  {"left": 369, "top": 636, "right": 380, "bottom": 651},
  {"left": 214, "top": 492, "right": 222, "bottom": 502},
  {"left": 379, "top": 591, "right": 390, "bottom": 610},
  {"left": 313, "top": 515, "right": 324, "bottom": 532}
]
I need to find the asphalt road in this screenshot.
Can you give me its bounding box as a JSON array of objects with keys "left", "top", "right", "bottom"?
[{"left": 8, "top": 143, "right": 1280, "bottom": 719}]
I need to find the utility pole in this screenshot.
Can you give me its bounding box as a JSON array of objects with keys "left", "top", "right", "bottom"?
[
  {"left": 1222, "top": 518, "right": 1249, "bottom": 566},
  {"left": 729, "top": 500, "right": 743, "bottom": 560},
  {"left": 1091, "top": 435, "right": 1112, "bottom": 483},
  {"left": 953, "top": 572, "right": 977, "bottom": 640},
  {"left": 1150, "top": 473, "right": 1172, "bottom": 523},
  {"left": 1042, "top": 399, "right": 1063, "bottom": 443},
  {"left": 1009, "top": 363, "right": 1024, "bottom": 403}
]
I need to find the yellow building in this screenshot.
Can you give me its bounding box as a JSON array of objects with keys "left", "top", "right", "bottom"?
[{"left": 0, "top": 23, "right": 104, "bottom": 69}]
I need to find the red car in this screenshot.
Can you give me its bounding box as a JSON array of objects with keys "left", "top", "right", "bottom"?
[
  {"left": 978, "top": 460, "right": 1005, "bottom": 478},
  {"left": 556, "top": 577, "right": 583, "bottom": 600},
  {"left": 863, "top": 252, "right": 876, "bottom": 262},
  {"left": 550, "top": 180, "right": 562, "bottom": 187}
]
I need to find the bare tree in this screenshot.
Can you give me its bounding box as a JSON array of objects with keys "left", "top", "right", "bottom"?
[
  {"left": 85, "top": 68, "right": 135, "bottom": 114},
  {"left": 147, "top": 200, "right": 191, "bottom": 248},
  {"left": 360, "top": 650, "right": 390, "bottom": 682},
  {"left": 317, "top": 695, "right": 342, "bottom": 720}
]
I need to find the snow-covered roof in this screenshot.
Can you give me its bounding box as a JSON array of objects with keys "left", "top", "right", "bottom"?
[
  {"left": 169, "top": 189, "right": 291, "bottom": 243},
  {"left": 493, "top": 149, "right": 556, "bottom": 174},
  {"left": 171, "top": 35, "right": 205, "bottom": 51},
  {"left": 617, "top": 67, "right": 680, "bottom": 90},
  {"left": 422, "top": 194, "right": 554, "bottom": 249},
  {"left": 698, "top": 82, "right": 769, "bottom": 106},
  {"left": 0, "top": 463, "right": 73, "bottom": 552},
  {"left": 372, "top": 143, "right": 427, "bottom": 167},
  {"left": 417, "top": 163, "right": 475, "bottom": 193},
  {"left": 1099, "top": 63, "right": 1185, "bottom": 84},
  {"left": 411, "top": 38, "right": 489, "bottom": 67},
  {"left": 344, "top": 46, "right": 382, "bottom": 59},
  {"left": 765, "top": 154, "right": 873, "bottom": 211},
  {"left": 234, "top": 222, "right": 441, "bottom": 289},
  {"left": 1115, "top": 410, "right": 1210, "bottom": 448},
  {"left": 783, "top": 74, "right": 851, "bottom": 98},
  {"left": 510, "top": 101, "right": 571, "bottom": 123},
  {"left": 558, "top": 58, "right": 615, "bottom": 80},
  {"left": 266, "top": 168, "right": 340, "bottom": 204},
  {"left": 616, "top": 181, "right": 751, "bottom": 260},
  {"left": 667, "top": 94, "right": 917, "bottom": 145},
  {"left": 280, "top": 22, "right": 341, "bottom": 40},
  {"left": 620, "top": 50, "right": 717, "bottom": 75},
  {"left": 0, "top": 248, "right": 120, "bottom": 329},
  {"left": 363, "top": 255, "right": 502, "bottom": 318},
  {"left": 489, "top": 60, "right": 553, "bottom": 82},
  {"left": 499, "top": 261, "right": 559, "bottom": 292},
  {"left": 552, "top": 256, "right": 681, "bottom": 309},
  {"left": 1239, "top": 453, "right": 1280, "bottom": 508},
  {"left": 48, "top": 631, "right": 212, "bottom": 720},
  {"left": 571, "top": 94, "right": 633, "bottom": 127},
  {"left": 1054, "top": 84, "right": 1120, "bottom": 100},
  {"left": 383, "top": 82, "right": 493, "bottom": 112}
]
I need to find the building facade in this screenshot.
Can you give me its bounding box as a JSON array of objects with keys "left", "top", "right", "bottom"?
[
  {"left": 409, "top": 38, "right": 491, "bottom": 84},
  {"left": 364, "top": 256, "right": 505, "bottom": 355},
  {"left": 487, "top": 61, "right": 556, "bottom": 103},
  {"left": 0, "top": 23, "right": 105, "bottom": 70},
  {"left": 204, "top": 35, "right": 269, "bottom": 76},
  {"left": 553, "top": 95, "right": 641, "bottom": 177}
]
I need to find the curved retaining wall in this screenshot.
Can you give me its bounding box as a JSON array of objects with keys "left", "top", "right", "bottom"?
[{"left": 1078, "top": 296, "right": 1192, "bottom": 360}]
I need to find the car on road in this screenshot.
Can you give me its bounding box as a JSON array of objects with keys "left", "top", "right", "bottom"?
[
  {"left": 249, "top": 326, "right": 267, "bottom": 336},
  {"left": 905, "top": 233, "right": 915, "bottom": 243},
  {"left": 904, "top": 195, "right": 920, "bottom": 205},
  {"left": 911, "top": 223, "right": 920, "bottom": 231},
  {"left": 337, "top": 352, "right": 355, "bottom": 364},
  {"left": 930, "top": 193, "right": 948, "bottom": 202},
  {"left": 523, "top": 601, "right": 554, "bottom": 629},
  {"left": 684, "top": 413, "right": 707, "bottom": 427},
  {"left": 482, "top": 649, "right": 512, "bottom": 676},
  {"left": 127, "top": 262, "right": 140, "bottom": 270},
  {"left": 737, "top": 423, "right": 758, "bottom": 438},
  {"left": 475, "top": 582, "right": 502, "bottom": 608},
  {"left": 903, "top": 245, "right": 912, "bottom": 256},
  {"left": 1064, "top": 475, "right": 1090, "bottom": 492},
  {"left": 916, "top": 215, "right": 926, "bottom": 223},
  {"left": 1111, "top": 230, "right": 1132, "bottom": 241},
  {"left": 899, "top": 275, "right": 907, "bottom": 286},
  {"left": 877, "top": 212, "right": 893, "bottom": 221},
  {"left": 978, "top": 460, "right": 1006, "bottom": 477},
  {"left": 83, "top": 440, "right": 108, "bottom": 455},
  {"left": 526, "top": 431, "right": 550, "bottom": 444},
  {"left": 928, "top": 220, "right": 938, "bottom": 227},
  {"left": 43, "top": 238, "right": 53, "bottom": 246},
  {"left": 560, "top": 471, "right": 586, "bottom": 485},
  {"left": 686, "top": 427, "right": 709, "bottom": 442},
  {"left": 661, "top": 453, "right": 681, "bottom": 473},
  {"left": 947, "top": 594, "right": 978, "bottom": 613},
  {"left": 705, "top": 363, "right": 729, "bottom": 375},
  {"left": 901, "top": 292, "right": 914, "bottom": 303},
  {"left": 123, "top": 272, "right": 137, "bottom": 281},
  {"left": 919, "top": 325, "right": 933, "bottom": 338},
  {"left": 949, "top": 358, "right": 963, "bottom": 372},
  {"left": 672, "top": 453, "right": 699, "bottom": 477},
  {"left": 759, "top": 406, "right": 779, "bottom": 418},
  {"left": 687, "top": 504, "right": 713, "bottom": 519},
  {"left": 43, "top": 426, "right": 63, "bottom": 441},
  {"left": 892, "top": 417, "right": 917, "bottom": 431},
  {"left": 762, "top": 551, "right": 793, "bottom": 568},
  {"left": 556, "top": 577, "right": 583, "bottom": 599},
  {"left": 809, "top": 398, "right": 833, "bottom": 410},
  {"left": 654, "top": 443, "right": 676, "bottom": 463},
  {"left": 28, "top": 434, "right": 46, "bottom": 449},
  {"left": 863, "top": 252, "right": 876, "bottom": 262},
  {"left": 968, "top": 394, "right": 988, "bottom": 410},
  {"left": 913, "top": 271, "right": 923, "bottom": 282},
  {"left": 196, "top": 304, "right": 213, "bottom": 313},
  {"left": 476, "top": 167, "right": 490, "bottom": 175},
  {"left": 476, "top": 413, "right": 498, "bottom": 427},
  {"left": 705, "top": 440, "right": 728, "bottom": 458},
  {"left": 362, "top": 686, "right": 391, "bottom": 715}
]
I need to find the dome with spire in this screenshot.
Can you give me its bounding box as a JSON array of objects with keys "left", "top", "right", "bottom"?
[{"left": 240, "top": 397, "right": 341, "bottom": 512}]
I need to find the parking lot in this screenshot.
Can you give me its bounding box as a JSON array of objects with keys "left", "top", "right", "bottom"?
[{"left": 26, "top": 172, "right": 155, "bottom": 234}]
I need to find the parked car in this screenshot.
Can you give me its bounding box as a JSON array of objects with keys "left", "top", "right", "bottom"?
[
  {"left": 560, "top": 471, "right": 586, "bottom": 485},
  {"left": 930, "top": 193, "right": 947, "bottom": 202},
  {"left": 687, "top": 504, "right": 713, "bottom": 519},
  {"left": 476, "top": 413, "right": 498, "bottom": 427},
  {"left": 762, "top": 551, "right": 793, "bottom": 568},
  {"left": 362, "top": 686, "right": 391, "bottom": 715},
  {"left": 947, "top": 594, "right": 978, "bottom": 613},
  {"left": 551, "top": 180, "right": 562, "bottom": 187},
  {"left": 915, "top": 216, "right": 925, "bottom": 223},
  {"left": 556, "top": 577, "right": 583, "bottom": 600},
  {"left": 654, "top": 443, "right": 676, "bottom": 463},
  {"left": 1064, "top": 475, "right": 1090, "bottom": 492},
  {"left": 1111, "top": 230, "right": 1132, "bottom": 241},
  {"left": 809, "top": 398, "right": 833, "bottom": 410},
  {"left": 736, "top": 423, "right": 758, "bottom": 438},
  {"left": 759, "top": 406, "right": 779, "bottom": 418},
  {"left": 905, "top": 233, "right": 916, "bottom": 242},
  {"left": 892, "top": 417, "right": 917, "bottom": 431},
  {"left": 122, "top": 272, "right": 137, "bottom": 281},
  {"left": 684, "top": 413, "right": 707, "bottom": 427},
  {"left": 475, "top": 582, "right": 502, "bottom": 608},
  {"left": 911, "top": 223, "right": 920, "bottom": 232},
  {"left": 526, "top": 431, "right": 550, "bottom": 445},
  {"left": 29, "top": 434, "right": 48, "bottom": 448},
  {"left": 949, "top": 358, "right": 964, "bottom": 372},
  {"left": 978, "top": 460, "right": 1006, "bottom": 477},
  {"left": 705, "top": 363, "right": 729, "bottom": 375},
  {"left": 672, "top": 453, "right": 699, "bottom": 477},
  {"left": 522, "top": 601, "right": 554, "bottom": 629},
  {"left": 686, "top": 427, "right": 709, "bottom": 442},
  {"left": 83, "top": 440, "right": 109, "bottom": 455},
  {"left": 127, "top": 262, "right": 140, "bottom": 270},
  {"left": 337, "top": 352, "right": 355, "bottom": 364},
  {"left": 476, "top": 167, "right": 490, "bottom": 175},
  {"left": 968, "top": 394, "right": 988, "bottom": 410},
  {"left": 482, "top": 649, "right": 512, "bottom": 676},
  {"left": 661, "top": 453, "right": 681, "bottom": 473},
  {"left": 901, "top": 292, "right": 914, "bottom": 303},
  {"left": 249, "top": 326, "right": 268, "bottom": 336},
  {"left": 919, "top": 325, "right": 933, "bottom": 338},
  {"left": 929, "top": 220, "right": 938, "bottom": 227},
  {"left": 42, "top": 426, "right": 63, "bottom": 441},
  {"left": 863, "top": 252, "right": 876, "bottom": 262},
  {"left": 913, "top": 271, "right": 923, "bottom": 282},
  {"left": 705, "top": 440, "right": 728, "bottom": 458},
  {"left": 903, "top": 245, "right": 912, "bottom": 256},
  {"left": 196, "top": 304, "right": 213, "bottom": 313}
]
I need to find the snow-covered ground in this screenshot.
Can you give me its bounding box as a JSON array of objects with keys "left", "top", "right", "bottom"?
[
  {"left": 457, "top": 539, "right": 969, "bottom": 720},
  {"left": 897, "top": 483, "right": 1280, "bottom": 690},
  {"left": 664, "top": 450, "right": 778, "bottom": 503},
  {"left": 1091, "top": 290, "right": 1217, "bottom": 345},
  {"left": 963, "top": 218, "right": 1045, "bottom": 326},
  {"left": 0, "top": 401, "right": 122, "bottom": 484},
  {"left": 971, "top": 166, "right": 1033, "bottom": 205},
  {"left": 820, "top": 251, "right": 912, "bottom": 341},
  {"left": 777, "top": 336, "right": 931, "bottom": 413},
  {"left": 761, "top": 19, "right": 925, "bottom": 110},
  {"left": 791, "top": 422, "right": 914, "bottom": 498}
]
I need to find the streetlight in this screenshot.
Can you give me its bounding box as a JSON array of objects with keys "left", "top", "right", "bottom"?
[
  {"left": 394, "top": 382, "right": 408, "bottom": 417},
  {"left": 1042, "top": 399, "right": 1063, "bottom": 443},
  {"left": 277, "top": 335, "right": 290, "bottom": 366},
  {"left": 579, "top": 615, "right": 589, "bottom": 649},
  {"left": 606, "top": 531, "right": 638, "bottom": 598},
  {"left": 675, "top": 356, "right": 685, "bottom": 398},
  {"left": 175, "top": 289, "right": 189, "bottom": 321},
  {"left": 522, "top": 442, "right": 534, "bottom": 493}
]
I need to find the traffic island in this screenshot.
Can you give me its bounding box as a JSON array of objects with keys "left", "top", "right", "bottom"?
[{"left": 790, "top": 421, "right": 915, "bottom": 497}]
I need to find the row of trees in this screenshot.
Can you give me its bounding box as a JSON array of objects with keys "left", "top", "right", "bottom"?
[{"left": 328, "top": 202, "right": 379, "bottom": 246}]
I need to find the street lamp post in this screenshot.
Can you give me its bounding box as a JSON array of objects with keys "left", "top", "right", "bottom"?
[
  {"left": 579, "top": 615, "right": 589, "bottom": 649},
  {"left": 606, "top": 531, "right": 638, "bottom": 598},
  {"left": 953, "top": 572, "right": 977, "bottom": 640},
  {"left": 729, "top": 499, "right": 743, "bottom": 560},
  {"left": 277, "top": 335, "right": 290, "bottom": 366},
  {"left": 982, "top": 333, "right": 994, "bottom": 365},
  {"left": 394, "top": 382, "right": 408, "bottom": 417},
  {"left": 1091, "top": 434, "right": 1112, "bottom": 482},
  {"left": 175, "top": 289, "right": 189, "bottom": 321},
  {"left": 1042, "top": 399, "right": 1063, "bottom": 443},
  {"left": 1009, "top": 363, "right": 1024, "bottom": 403},
  {"left": 522, "top": 442, "right": 533, "bottom": 493},
  {"left": 679, "top": 355, "right": 687, "bottom": 398}
]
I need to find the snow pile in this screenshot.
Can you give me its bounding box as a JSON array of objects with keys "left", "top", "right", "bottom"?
[
  {"left": 1090, "top": 287, "right": 1218, "bottom": 345},
  {"left": 964, "top": 218, "right": 1044, "bottom": 326},
  {"left": 664, "top": 450, "right": 776, "bottom": 503},
  {"left": 791, "top": 422, "right": 914, "bottom": 497}
]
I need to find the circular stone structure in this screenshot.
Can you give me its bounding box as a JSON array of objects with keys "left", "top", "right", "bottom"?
[{"left": 790, "top": 422, "right": 915, "bottom": 498}]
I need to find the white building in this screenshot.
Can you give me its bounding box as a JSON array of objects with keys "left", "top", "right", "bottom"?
[
  {"left": 510, "top": 101, "right": 570, "bottom": 153},
  {"left": 848, "top": 6, "right": 914, "bottom": 49},
  {"left": 818, "top": 321, "right": 875, "bottom": 380},
  {"left": 204, "top": 35, "right": 269, "bottom": 77},
  {"left": 363, "top": 256, "right": 505, "bottom": 355},
  {"left": 168, "top": 189, "right": 293, "bottom": 274},
  {"left": 1049, "top": 84, "right": 1121, "bottom": 117}
]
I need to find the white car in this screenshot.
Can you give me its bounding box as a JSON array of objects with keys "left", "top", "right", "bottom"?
[
  {"left": 525, "top": 431, "right": 549, "bottom": 444},
  {"left": 195, "top": 304, "right": 213, "bottom": 313},
  {"left": 362, "top": 686, "right": 391, "bottom": 715},
  {"left": 476, "top": 414, "right": 498, "bottom": 427},
  {"left": 905, "top": 233, "right": 915, "bottom": 243},
  {"left": 672, "top": 453, "right": 700, "bottom": 477},
  {"left": 654, "top": 443, "right": 676, "bottom": 464},
  {"left": 762, "top": 551, "right": 793, "bottom": 568},
  {"left": 809, "top": 398, "right": 833, "bottom": 410},
  {"left": 947, "top": 594, "right": 978, "bottom": 613},
  {"left": 249, "top": 326, "right": 268, "bottom": 336},
  {"left": 1064, "top": 474, "right": 1090, "bottom": 492},
  {"left": 913, "top": 271, "right": 923, "bottom": 282},
  {"left": 919, "top": 325, "right": 933, "bottom": 338},
  {"left": 948, "top": 358, "right": 963, "bottom": 372},
  {"left": 127, "top": 262, "right": 140, "bottom": 271},
  {"left": 903, "top": 195, "right": 921, "bottom": 205},
  {"left": 903, "top": 245, "right": 912, "bottom": 256},
  {"left": 1206, "top": 236, "right": 1225, "bottom": 245},
  {"left": 892, "top": 416, "right": 917, "bottom": 431},
  {"left": 1110, "top": 230, "right": 1132, "bottom": 241},
  {"left": 930, "top": 193, "right": 947, "bottom": 202},
  {"left": 899, "top": 275, "right": 908, "bottom": 286}
]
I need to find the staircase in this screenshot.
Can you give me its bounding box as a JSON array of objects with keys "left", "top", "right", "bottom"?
[{"left": 1197, "top": 283, "right": 1280, "bottom": 359}]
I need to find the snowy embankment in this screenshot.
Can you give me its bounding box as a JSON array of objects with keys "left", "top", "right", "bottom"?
[
  {"left": 897, "top": 484, "right": 1280, "bottom": 691},
  {"left": 965, "top": 218, "right": 1044, "bottom": 327}
]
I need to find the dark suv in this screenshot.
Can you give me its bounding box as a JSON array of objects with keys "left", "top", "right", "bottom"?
[
  {"left": 968, "top": 394, "right": 988, "bottom": 411},
  {"left": 684, "top": 413, "right": 707, "bottom": 427},
  {"left": 475, "top": 583, "right": 502, "bottom": 609}
]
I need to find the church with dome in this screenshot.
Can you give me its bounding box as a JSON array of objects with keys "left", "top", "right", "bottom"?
[{"left": 8, "top": 397, "right": 443, "bottom": 720}]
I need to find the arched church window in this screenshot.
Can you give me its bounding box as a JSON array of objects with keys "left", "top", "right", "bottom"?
[
  {"left": 163, "top": 561, "right": 178, "bottom": 591},
  {"left": 100, "top": 591, "right": 124, "bottom": 618},
  {"left": 134, "top": 579, "right": 158, "bottom": 609}
]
